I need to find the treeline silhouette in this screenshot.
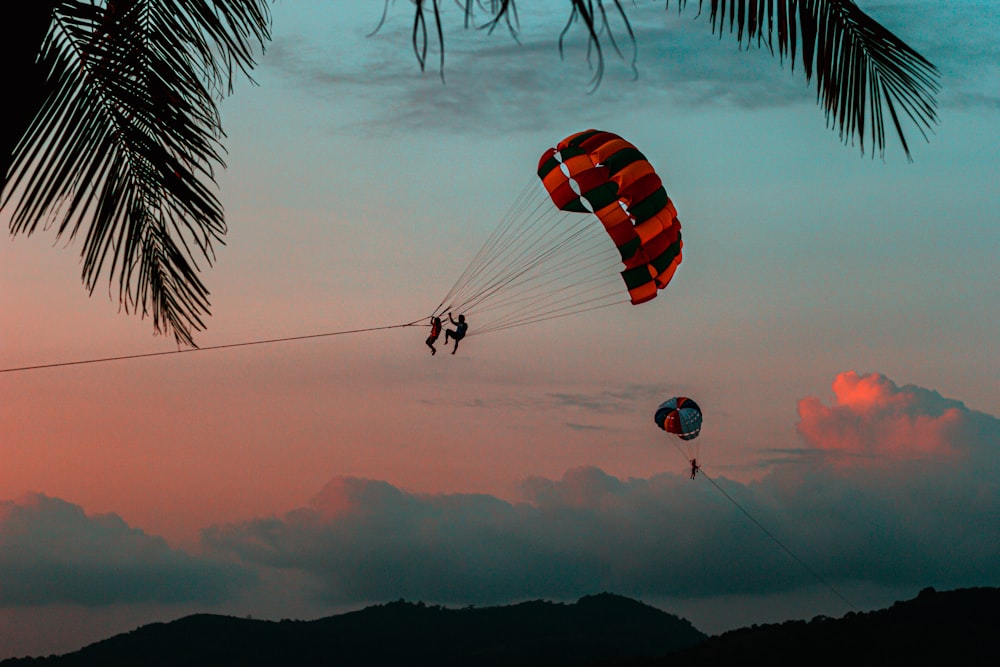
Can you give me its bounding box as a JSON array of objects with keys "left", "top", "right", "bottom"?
[
  {"left": 2, "top": 593, "right": 704, "bottom": 666},
  {"left": 4, "top": 587, "right": 998, "bottom": 666},
  {"left": 602, "top": 586, "right": 1000, "bottom": 666}
]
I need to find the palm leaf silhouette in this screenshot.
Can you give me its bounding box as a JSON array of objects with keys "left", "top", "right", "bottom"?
[
  {"left": 396, "top": 0, "right": 939, "bottom": 158},
  {"left": 3, "top": 0, "right": 269, "bottom": 346}
]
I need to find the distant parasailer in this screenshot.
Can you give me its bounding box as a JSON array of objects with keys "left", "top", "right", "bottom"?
[{"left": 654, "top": 397, "right": 703, "bottom": 478}]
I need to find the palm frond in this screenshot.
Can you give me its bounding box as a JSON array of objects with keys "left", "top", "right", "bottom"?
[
  {"left": 3, "top": 0, "right": 270, "bottom": 346},
  {"left": 391, "top": 0, "right": 938, "bottom": 159},
  {"left": 686, "top": 0, "right": 940, "bottom": 159}
]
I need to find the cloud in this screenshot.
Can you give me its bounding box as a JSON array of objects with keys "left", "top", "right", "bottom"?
[
  {"left": 205, "top": 372, "right": 1000, "bottom": 608},
  {"left": 547, "top": 386, "right": 659, "bottom": 414},
  {"left": 795, "top": 371, "right": 977, "bottom": 467},
  {"left": 422, "top": 383, "right": 679, "bottom": 415},
  {"left": 563, "top": 422, "right": 608, "bottom": 432},
  {"left": 0, "top": 494, "right": 253, "bottom": 607},
  {"left": 772, "top": 371, "right": 1000, "bottom": 586},
  {"left": 204, "top": 468, "right": 770, "bottom": 603},
  {"left": 260, "top": 1, "right": 997, "bottom": 135},
  {"left": 263, "top": 4, "right": 810, "bottom": 136},
  {"left": 873, "top": 0, "right": 1000, "bottom": 111},
  {"left": 11, "top": 374, "right": 987, "bottom": 620},
  {"left": 418, "top": 382, "right": 681, "bottom": 433}
]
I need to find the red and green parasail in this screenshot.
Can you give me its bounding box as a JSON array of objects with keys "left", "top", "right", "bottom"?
[
  {"left": 537, "top": 129, "right": 682, "bottom": 305},
  {"left": 433, "top": 130, "right": 685, "bottom": 335}
]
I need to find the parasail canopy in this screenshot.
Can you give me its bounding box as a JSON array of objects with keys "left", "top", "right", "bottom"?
[
  {"left": 654, "top": 396, "right": 703, "bottom": 441},
  {"left": 654, "top": 395, "right": 703, "bottom": 467},
  {"left": 537, "top": 129, "right": 683, "bottom": 305},
  {"left": 433, "top": 130, "right": 683, "bottom": 334}
]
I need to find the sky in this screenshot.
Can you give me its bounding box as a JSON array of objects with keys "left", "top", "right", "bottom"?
[{"left": 1, "top": 0, "right": 998, "bottom": 659}]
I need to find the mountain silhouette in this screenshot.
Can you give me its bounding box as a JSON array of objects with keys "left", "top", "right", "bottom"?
[
  {"left": 602, "top": 586, "right": 1000, "bottom": 666},
  {"left": 1, "top": 593, "right": 705, "bottom": 666},
  {"left": 4, "top": 587, "right": 998, "bottom": 666}
]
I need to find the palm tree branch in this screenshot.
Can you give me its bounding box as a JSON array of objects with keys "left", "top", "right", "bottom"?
[
  {"left": 388, "top": 0, "right": 938, "bottom": 159},
  {"left": 692, "top": 0, "right": 939, "bottom": 159},
  {"left": 4, "top": 0, "right": 269, "bottom": 346}
]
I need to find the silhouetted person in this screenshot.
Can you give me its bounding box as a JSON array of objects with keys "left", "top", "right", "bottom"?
[
  {"left": 444, "top": 313, "right": 468, "bottom": 354},
  {"left": 426, "top": 316, "right": 442, "bottom": 355},
  {"left": 690, "top": 458, "right": 700, "bottom": 480}
]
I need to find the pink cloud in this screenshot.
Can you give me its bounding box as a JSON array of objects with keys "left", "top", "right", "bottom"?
[{"left": 796, "top": 371, "right": 968, "bottom": 467}]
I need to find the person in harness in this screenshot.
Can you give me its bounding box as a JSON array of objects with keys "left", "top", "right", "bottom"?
[
  {"left": 689, "top": 458, "right": 700, "bottom": 480},
  {"left": 426, "top": 316, "right": 443, "bottom": 355},
  {"left": 444, "top": 313, "right": 469, "bottom": 355}
]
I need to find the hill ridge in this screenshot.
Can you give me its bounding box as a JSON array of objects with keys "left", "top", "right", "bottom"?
[
  {"left": 5, "top": 587, "right": 998, "bottom": 666},
  {"left": 2, "top": 592, "right": 704, "bottom": 666}
]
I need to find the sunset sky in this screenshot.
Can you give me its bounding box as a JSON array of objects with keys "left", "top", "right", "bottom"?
[{"left": 2, "top": 0, "right": 998, "bottom": 659}]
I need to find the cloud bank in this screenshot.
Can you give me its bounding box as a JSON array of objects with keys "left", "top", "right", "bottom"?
[
  {"left": 0, "top": 494, "right": 252, "bottom": 607},
  {"left": 204, "top": 372, "right": 1000, "bottom": 607},
  {"left": 4, "top": 373, "right": 995, "bottom": 614}
]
